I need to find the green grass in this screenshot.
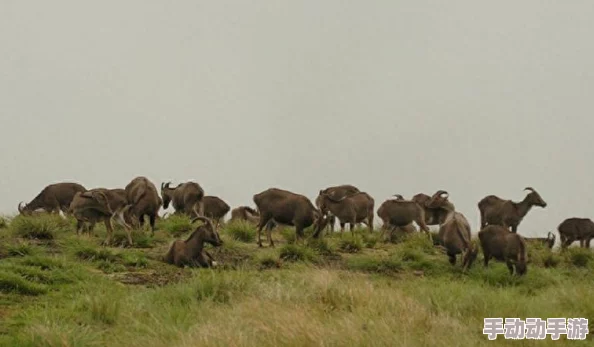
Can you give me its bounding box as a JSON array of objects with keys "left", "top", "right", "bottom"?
[
  {"left": 0, "top": 215, "right": 593, "bottom": 346},
  {"left": 223, "top": 220, "right": 257, "bottom": 242}
]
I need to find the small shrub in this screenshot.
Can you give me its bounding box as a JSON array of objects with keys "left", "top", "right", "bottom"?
[
  {"left": 279, "top": 244, "right": 318, "bottom": 263},
  {"left": 0, "top": 270, "right": 48, "bottom": 295},
  {"left": 567, "top": 248, "right": 592, "bottom": 268},
  {"left": 543, "top": 254, "right": 560, "bottom": 268},
  {"left": 158, "top": 215, "right": 193, "bottom": 237},
  {"left": 10, "top": 217, "right": 57, "bottom": 240},
  {"left": 256, "top": 253, "right": 282, "bottom": 270},
  {"left": 338, "top": 237, "right": 363, "bottom": 253},
  {"left": 0, "top": 217, "right": 8, "bottom": 229},
  {"left": 224, "top": 221, "right": 256, "bottom": 243},
  {"left": 307, "top": 238, "right": 336, "bottom": 256}
]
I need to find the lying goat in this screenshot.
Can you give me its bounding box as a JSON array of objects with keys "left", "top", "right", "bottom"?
[{"left": 163, "top": 216, "right": 223, "bottom": 268}]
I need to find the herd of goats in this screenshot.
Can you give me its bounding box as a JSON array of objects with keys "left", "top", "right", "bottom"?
[{"left": 10, "top": 176, "right": 594, "bottom": 275}]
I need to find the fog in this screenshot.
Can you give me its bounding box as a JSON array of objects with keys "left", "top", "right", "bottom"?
[{"left": 2, "top": 1, "right": 594, "bottom": 236}]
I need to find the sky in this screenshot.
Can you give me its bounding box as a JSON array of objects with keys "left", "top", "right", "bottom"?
[{"left": 2, "top": 1, "right": 594, "bottom": 237}]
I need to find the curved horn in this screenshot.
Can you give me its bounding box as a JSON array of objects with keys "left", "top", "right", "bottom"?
[
  {"left": 392, "top": 194, "right": 404, "bottom": 200},
  {"left": 432, "top": 190, "right": 449, "bottom": 199},
  {"left": 524, "top": 187, "right": 535, "bottom": 193},
  {"left": 190, "top": 216, "right": 215, "bottom": 231},
  {"left": 18, "top": 201, "right": 25, "bottom": 213}
]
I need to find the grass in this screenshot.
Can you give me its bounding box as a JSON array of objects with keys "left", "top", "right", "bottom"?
[{"left": 0, "top": 215, "right": 593, "bottom": 346}]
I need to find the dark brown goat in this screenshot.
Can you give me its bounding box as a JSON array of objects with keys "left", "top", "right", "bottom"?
[
  {"left": 19, "top": 182, "right": 86, "bottom": 216},
  {"left": 478, "top": 225, "right": 528, "bottom": 276},
  {"left": 253, "top": 188, "right": 329, "bottom": 247},
  {"left": 124, "top": 177, "right": 161, "bottom": 235},
  {"left": 163, "top": 217, "right": 223, "bottom": 268},
  {"left": 202, "top": 196, "right": 231, "bottom": 228},
  {"left": 557, "top": 218, "right": 594, "bottom": 249},
  {"left": 161, "top": 181, "right": 205, "bottom": 217},
  {"left": 316, "top": 191, "right": 374, "bottom": 236},
  {"left": 478, "top": 187, "right": 547, "bottom": 233},
  {"left": 427, "top": 190, "right": 478, "bottom": 271},
  {"left": 377, "top": 197, "right": 431, "bottom": 240},
  {"left": 412, "top": 193, "right": 449, "bottom": 225},
  {"left": 69, "top": 188, "right": 133, "bottom": 245},
  {"left": 315, "top": 184, "right": 360, "bottom": 232}
]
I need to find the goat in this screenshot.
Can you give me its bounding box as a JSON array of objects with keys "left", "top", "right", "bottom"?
[
  {"left": 202, "top": 196, "right": 231, "bottom": 228},
  {"left": 163, "top": 216, "right": 223, "bottom": 268},
  {"left": 316, "top": 191, "right": 374, "bottom": 236},
  {"left": 253, "top": 188, "right": 328, "bottom": 247},
  {"left": 161, "top": 181, "right": 205, "bottom": 217},
  {"left": 478, "top": 225, "right": 528, "bottom": 276},
  {"left": 377, "top": 197, "right": 431, "bottom": 240},
  {"left": 315, "top": 184, "right": 361, "bottom": 232},
  {"left": 124, "top": 177, "right": 161, "bottom": 235},
  {"left": 19, "top": 182, "right": 86, "bottom": 216},
  {"left": 69, "top": 189, "right": 133, "bottom": 245},
  {"left": 427, "top": 190, "right": 478, "bottom": 271},
  {"left": 478, "top": 187, "right": 547, "bottom": 233},
  {"left": 524, "top": 232, "right": 556, "bottom": 249},
  {"left": 557, "top": 218, "right": 594, "bottom": 249}
]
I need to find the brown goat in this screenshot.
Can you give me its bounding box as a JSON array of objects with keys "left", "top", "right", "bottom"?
[
  {"left": 229, "top": 206, "right": 260, "bottom": 224},
  {"left": 377, "top": 197, "right": 431, "bottom": 240},
  {"left": 557, "top": 218, "right": 594, "bottom": 249},
  {"left": 478, "top": 187, "right": 547, "bottom": 233},
  {"left": 316, "top": 191, "right": 374, "bottom": 236},
  {"left": 161, "top": 181, "right": 205, "bottom": 217},
  {"left": 70, "top": 188, "right": 133, "bottom": 245},
  {"left": 124, "top": 177, "right": 161, "bottom": 235},
  {"left": 478, "top": 225, "right": 528, "bottom": 276},
  {"left": 202, "top": 196, "right": 231, "bottom": 228},
  {"left": 412, "top": 193, "right": 449, "bottom": 225},
  {"left": 315, "top": 184, "right": 361, "bottom": 232},
  {"left": 19, "top": 182, "right": 87, "bottom": 216},
  {"left": 253, "top": 188, "right": 329, "bottom": 247},
  {"left": 163, "top": 216, "right": 223, "bottom": 268},
  {"left": 427, "top": 190, "right": 478, "bottom": 271}
]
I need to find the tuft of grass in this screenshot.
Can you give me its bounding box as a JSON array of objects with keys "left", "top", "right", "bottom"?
[
  {"left": 346, "top": 255, "right": 403, "bottom": 274},
  {"left": 224, "top": 220, "right": 257, "bottom": 243},
  {"left": 7, "top": 242, "right": 39, "bottom": 257},
  {"left": 120, "top": 252, "right": 149, "bottom": 268},
  {"left": 0, "top": 216, "right": 8, "bottom": 229},
  {"left": 0, "top": 270, "right": 48, "bottom": 295},
  {"left": 306, "top": 238, "right": 336, "bottom": 256},
  {"left": 279, "top": 227, "right": 296, "bottom": 244},
  {"left": 362, "top": 233, "right": 379, "bottom": 248},
  {"left": 338, "top": 237, "right": 363, "bottom": 253},
  {"left": 19, "top": 256, "right": 65, "bottom": 270},
  {"left": 566, "top": 248, "right": 593, "bottom": 268},
  {"left": 10, "top": 216, "right": 64, "bottom": 240},
  {"left": 75, "top": 247, "right": 119, "bottom": 262},
  {"left": 279, "top": 244, "right": 319, "bottom": 263},
  {"left": 194, "top": 271, "right": 252, "bottom": 304},
  {"left": 543, "top": 253, "right": 561, "bottom": 268},
  {"left": 157, "top": 215, "right": 193, "bottom": 237}
]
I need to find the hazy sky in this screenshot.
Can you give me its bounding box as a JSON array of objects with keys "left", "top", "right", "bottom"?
[{"left": 2, "top": 1, "right": 594, "bottom": 236}]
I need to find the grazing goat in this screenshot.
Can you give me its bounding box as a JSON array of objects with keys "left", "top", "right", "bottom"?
[
  {"left": 202, "top": 196, "right": 231, "bottom": 228},
  {"left": 377, "top": 197, "right": 431, "bottom": 240},
  {"left": 557, "top": 218, "right": 594, "bottom": 249},
  {"left": 316, "top": 191, "right": 374, "bottom": 236},
  {"left": 427, "top": 190, "right": 478, "bottom": 271},
  {"left": 230, "top": 206, "right": 260, "bottom": 224},
  {"left": 69, "top": 188, "right": 133, "bottom": 245},
  {"left": 253, "top": 188, "right": 328, "bottom": 247},
  {"left": 315, "top": 184, "right": 361, "bottom": 232},
  {"left": 19, "top": 182, "right": 86, "bottom": 216},
  {"left": 161, "top": 181, "right": 205, "bottom": 217},
  {"left": 478, "top": 225, "right": 528, "bottom": 276},
  {"left": 478, "top": 187, "right": 547, "bottom": 233},
  {"left": 163, "top": 216, "right": 223, "bottom": 268},
  {"left": 124, "top": 177, "right": 161, "bottom": 235}
]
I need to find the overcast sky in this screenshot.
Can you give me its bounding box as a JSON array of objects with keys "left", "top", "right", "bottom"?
[{"left": 2, "top": 1, "right": 594, "bottom": 236}]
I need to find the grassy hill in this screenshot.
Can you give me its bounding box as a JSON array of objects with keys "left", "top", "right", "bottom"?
[{"left": 0, "top": 214, "right": 592, "bottom": 346}]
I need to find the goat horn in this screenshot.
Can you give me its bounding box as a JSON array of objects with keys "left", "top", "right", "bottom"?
[
  {"left": 392, "top": 194, "right": 404, "bottom": 200},
  {"left": 432, "top": 190, "right": 449, "bottom": 199},
  {"left": 190, "top": 216, "right": 215, "bottom": 232},
  {"left": 18, "top": 201, "right": 25, "bottom": 213},
  {"left": 524, "top": 187, "right": 535, "bottom": 193}
]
